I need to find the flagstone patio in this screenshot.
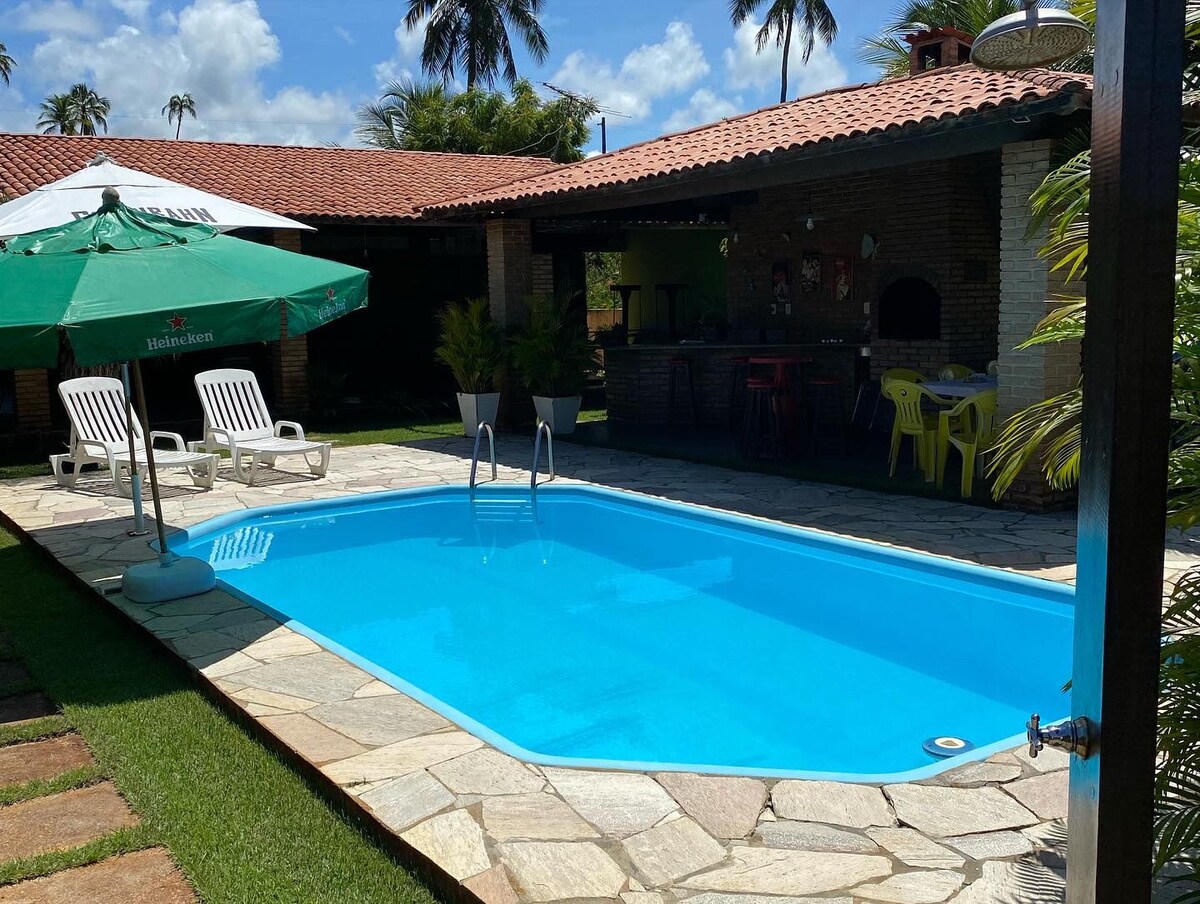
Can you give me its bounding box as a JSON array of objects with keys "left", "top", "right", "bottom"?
[{"left": 2, "top": 436, "right": 1196, "bottom": 903}]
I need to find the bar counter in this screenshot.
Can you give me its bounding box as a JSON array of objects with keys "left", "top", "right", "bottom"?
[{"left": 603, "top": 342, "right": 864, "bottom": 427}]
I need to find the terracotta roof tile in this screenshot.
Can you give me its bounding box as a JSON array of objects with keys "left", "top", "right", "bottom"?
[
  {"left": 425, "top": 66, "right": 1091, "bottom": 215},
  {"left": 0, "top": 134, "right": 554, "bottom": 222}
]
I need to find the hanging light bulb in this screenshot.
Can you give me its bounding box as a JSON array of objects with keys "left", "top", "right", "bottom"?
[{"left": 806, "top": 214, "right": 815, "bottom": 231}]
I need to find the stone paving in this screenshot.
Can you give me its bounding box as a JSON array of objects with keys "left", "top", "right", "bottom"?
[{"left": 1, "top": 436, "right": 1197, "bottom": 903}]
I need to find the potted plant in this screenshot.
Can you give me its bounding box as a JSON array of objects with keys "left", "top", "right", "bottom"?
[
  {"left": 510, "top": 297, "right": 594, "bottom": 434},
  {"left": 435, "top": 297, "right": 505, "bottom": 437}
]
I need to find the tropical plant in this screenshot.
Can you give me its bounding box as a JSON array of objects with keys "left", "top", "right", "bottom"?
[
  {"left": 435, "top": 297, "right": 506, "bottom": 394},
  {"left": 356, "top": 78, "right": 595, "bottom": 163},
  {"left": 162, "top": 92, "right": 197, "bottom": 139},
  {"left": 1155, "top": 570, "right": 1200, "bottom": 900},
  {"left": 0, "top": 42, "right": 15, "bottom": 87},
  {"left": 730, "top": 0, "right": 838, "bottom": 104},
  {"left": 404, "top": 0, "right": 549, "bottom": 90},
  {"left": 509, "top": 297, "right": 594, "bottom": 397},
  {"left": 67, "top": 83, "right": 111, "bottom": 135},
  {"left": 585, "top": 250, "right": 622, "bottom": 310},
  {"left": 987, "top": 147, "right": 1200, "bottom": 527},
  {"left": 37, "top": 94, "right": 77, "bottom": 135}
]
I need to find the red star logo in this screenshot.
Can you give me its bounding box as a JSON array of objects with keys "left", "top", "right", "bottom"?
[
  {"left": 167, "top": 313, "right": 187, "bottom": 331},
  {"left": 326, "top": 287, "right": 336, "bottom": 300}
]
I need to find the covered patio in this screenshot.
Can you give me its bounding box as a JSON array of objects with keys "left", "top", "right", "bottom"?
[{"left": 426, "top": 42, "right": 1091, "bottom": 508}]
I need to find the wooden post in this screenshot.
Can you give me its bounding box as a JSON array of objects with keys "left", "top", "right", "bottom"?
[{"left": 1070, "top": 0, "right": 1184, "bottom": 899}]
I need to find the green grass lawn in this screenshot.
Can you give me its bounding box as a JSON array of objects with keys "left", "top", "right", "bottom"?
[{"left": 0, "top": 527, "right": 439, "bottom": 903}]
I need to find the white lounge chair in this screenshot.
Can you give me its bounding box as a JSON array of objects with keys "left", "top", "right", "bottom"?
[
  {"left": 50, "top": 376, "right": 219, "bottom": 496},
  {"left": 192, "top": 368, "right": 331, "bottom": 485}
]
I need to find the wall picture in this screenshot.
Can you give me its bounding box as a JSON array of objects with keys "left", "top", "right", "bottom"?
[
  {"left": 833, "top": 256, "right": 853, "bottom": 302},
  {"left": 800, "top": 252, "right": 821, "bottom": 293},
  {"left": 771, "top": 261, "right": 791, "bottom": 309}
]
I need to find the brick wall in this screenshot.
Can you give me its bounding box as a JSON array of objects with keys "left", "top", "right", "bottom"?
[
  {"left": 531, "top": 253, "right": 554, "bottom": 297},
  {"left": 486, "top": 219, "right": 533, "bottom": 329},
  {"left": 725, "top": 153, "right": 1002, "bottom": 377},
  {"left": 14, "top": 369, "right": 52, "bottom": 432},
  {"left": 997, "top": 140, "right": 1082, "bottom": 508},
  {"left": 270, "top": 229, "right": 310, "bottom": 414}
]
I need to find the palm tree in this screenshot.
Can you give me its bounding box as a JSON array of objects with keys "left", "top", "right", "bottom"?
[
  {"left": 37, "top": 94, "right": 77, "bottom": 135},
  {"left": 67, "top": 83, "right": 111, "bottom": 135},
  {"left": 404, "top": 0, "right": 549, "bottom": 90},
  {"left": 729, "top": 0, "right": 838, "bottom": 104},
  {"left": 356, "top": 80, "right": 448, "bottom": 150},
  {"left": 161, "top": 93, "right": 197, "bottom": 139},
  {"left": 0, "top": 42, "right": 15, "bottom": 87}
]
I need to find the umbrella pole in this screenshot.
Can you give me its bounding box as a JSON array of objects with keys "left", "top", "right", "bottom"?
[
  {"left": 130, "top": 359, "right": 171, "bottom": 566},
  {"left": 121, "top": 363, "right": 148, "bottom": 536}
]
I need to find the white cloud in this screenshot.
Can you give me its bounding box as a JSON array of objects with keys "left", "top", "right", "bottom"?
[
  {"left": 723, "top": 17, "right": 847, "bottom": 100},
  {"left": 372, "top": 21, "right": 426, "bottom": 88},
  {"left": 662, "top": 88, "right": 742, "bottom": 133},
  {"left": 13, "top": 1, "right": 102, "bottom": 38},
  {"left": 550, "top": 21, "right": 709, "bottom": 122},
  {"left": 334, "top": 25, "right": 354, "bottom": 45},
  {"left": 24, "top": 0, "right": 355, "bottom": 146},
  {"left": 109, "top": 0, "right": 152, "bottom": 25}
]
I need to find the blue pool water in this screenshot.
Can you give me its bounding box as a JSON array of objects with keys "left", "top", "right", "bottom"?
[{"left": 171, "top": 485, "right": 1073, "bottom": 781}]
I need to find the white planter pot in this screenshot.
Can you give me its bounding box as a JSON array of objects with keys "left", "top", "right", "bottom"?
[
  {"left": 457, "top": 392, "right": 501, "bottom": 437},
  {"left": 533, "top": 395, "right": 582, "bottom": 435}
]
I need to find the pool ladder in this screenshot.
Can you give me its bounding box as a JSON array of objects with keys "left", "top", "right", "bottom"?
[
  {"left": 467, "top": 420, "right": 555, "bottom": 498},
  {"left": 468, "top": 421, "right": 497, "bottom": 498},
  {"left": 531, "top": 420, "right": 555, "bottom": 495}
]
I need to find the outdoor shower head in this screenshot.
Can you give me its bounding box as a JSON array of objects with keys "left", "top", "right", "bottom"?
[{"left": 969, "top": 0, "right": 1091, "bottom": 70}]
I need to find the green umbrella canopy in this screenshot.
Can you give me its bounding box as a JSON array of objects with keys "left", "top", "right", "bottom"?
[{"left": 0, "top": 197, "right": 368, "bottom": 368}]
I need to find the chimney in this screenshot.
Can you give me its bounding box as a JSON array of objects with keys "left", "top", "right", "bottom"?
[{"left": 903, "top": 27, "right": 975, "bottom": 75}]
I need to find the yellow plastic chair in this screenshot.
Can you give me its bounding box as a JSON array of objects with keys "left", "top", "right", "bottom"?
[
  {"left": 938, "top": 363, "right": 974, "bottom": 381},
  {"left": 936, "top": 389, "right": 998, "bottom": 497},
  {"left": 882, "top": 380, "right": 952, "bottom": 481},
  {"left": 881, "top": 367, "right": 926, "bottom": 388}
]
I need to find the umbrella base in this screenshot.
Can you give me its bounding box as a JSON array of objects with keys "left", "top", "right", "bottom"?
[{"left": 123, "top": 555, "right": 216, "bottom": 604}]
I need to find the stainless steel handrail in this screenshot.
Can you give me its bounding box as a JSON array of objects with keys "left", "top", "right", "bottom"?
[
  {"left": 531, "top": 420, "right": 555, "bottom": 494},
  {"left": 469, "top": 421, "right": 497, "bottom": 496}
]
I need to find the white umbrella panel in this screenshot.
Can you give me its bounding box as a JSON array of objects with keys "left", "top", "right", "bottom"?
[{"left": 0, "top": 158, "right": 315, "bottom": 237}]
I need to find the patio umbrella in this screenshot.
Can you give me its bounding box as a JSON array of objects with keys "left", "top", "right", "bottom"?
[
  {"left": 0, "top": 156, "right": 315, "bottom": 237},
  {"left": 0, "top": 189, "right": 368, "bottom": 601}
]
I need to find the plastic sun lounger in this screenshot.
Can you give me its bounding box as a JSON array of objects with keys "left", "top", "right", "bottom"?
[
  {"left": 50, "top": 377, "right": 219, "bottom": 496},
  {"left": 192, "top": 368, "right": 331, "bottom": 486}
]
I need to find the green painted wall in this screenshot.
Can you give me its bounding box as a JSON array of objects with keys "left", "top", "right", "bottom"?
[{"left": 619, "top": 229, "right": 727, "bottom": 332}]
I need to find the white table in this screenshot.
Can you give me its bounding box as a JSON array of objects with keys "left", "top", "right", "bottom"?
[{"left": 922, "top": 378, "right": 998, "bottom": 398}]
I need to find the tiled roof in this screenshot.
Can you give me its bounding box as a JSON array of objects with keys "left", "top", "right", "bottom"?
[
  {"left": 426, "top": 66, "right": 1091, "bottom": 216},
  {"left": 0, "top": 134, "right": 554, "bottom": 223}
]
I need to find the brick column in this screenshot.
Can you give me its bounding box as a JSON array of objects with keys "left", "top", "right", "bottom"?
[
  {"left": 14, "top": 368, "right": 52, "bottom": 432},
  {"left": 486, "top": 219, "right": 535, "bottom": 426},
  {"left": 486, "top": 219, "right": 534, "bottom": 329},
  {"left": 270, "top": 229, "right": 309, "bottom": 414},
  {"left": 997, "top": 140, "right": 1082, "bottom": 507}
]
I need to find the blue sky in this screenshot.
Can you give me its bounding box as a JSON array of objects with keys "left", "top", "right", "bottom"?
[{"left": 0, "top": 0, "right": 898, "bottom": 151}]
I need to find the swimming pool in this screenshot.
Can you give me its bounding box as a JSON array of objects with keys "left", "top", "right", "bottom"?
[{"left": 171, "top": 484, "right": 1073, "bottom": 782}]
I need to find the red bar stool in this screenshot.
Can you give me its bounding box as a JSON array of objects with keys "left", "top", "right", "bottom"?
[
  {"left": 727, "top": 356, "right": 751, "bottom": 429},
  {"left": 741, "top": 377, "right": 783, "bottom": 459},
  {"left": 667, "top": 357, "right": 697, "bottom": 425}
]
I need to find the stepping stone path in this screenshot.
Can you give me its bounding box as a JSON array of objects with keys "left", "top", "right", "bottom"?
[
  {"left": 0, "top": 642, "right": 198, "bottom": 902},
  {"left": 0, "top": 848, "right": 195, "bottom": 903}
]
